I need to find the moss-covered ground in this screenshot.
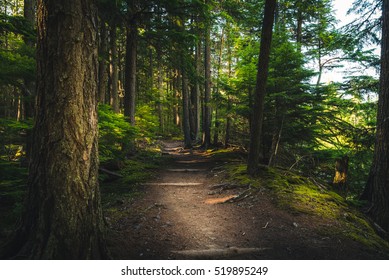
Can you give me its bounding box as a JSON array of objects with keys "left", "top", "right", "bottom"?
[{"left": 217, "top": 156, "right": 389, "bottom": 256}]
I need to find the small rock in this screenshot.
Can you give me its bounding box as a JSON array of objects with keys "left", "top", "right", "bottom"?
[{"left": 293, "top": 222, "right": 298, "bottom": 228}]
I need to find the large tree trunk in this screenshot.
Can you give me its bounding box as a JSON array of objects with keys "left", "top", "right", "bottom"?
[
  {"left": 362, "top": 1, "right": 389, "bottom": 232},
  {"left": 1, "top": 0, "right": 109, "bottom": 259},
  {"left": 247, "top": 0, "right": 277, "bottom": 176}
]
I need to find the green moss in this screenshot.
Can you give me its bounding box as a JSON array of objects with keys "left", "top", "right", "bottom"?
[
  {"left": 222, "top": 163, "right": 389, "bottom": 254},
  {"left": 208, "top": 147, "right": 246, "bottom": 162}
]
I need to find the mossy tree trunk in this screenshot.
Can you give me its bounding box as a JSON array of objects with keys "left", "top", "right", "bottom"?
[{"left": 2, "top": 0, "right": 109, "bottom": 259}]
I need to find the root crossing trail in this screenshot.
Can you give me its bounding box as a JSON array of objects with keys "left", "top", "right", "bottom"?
[{"left": 108, "top": 141, "right": 386, "bottom": 259}]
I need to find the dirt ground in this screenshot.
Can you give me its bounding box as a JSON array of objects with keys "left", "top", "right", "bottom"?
[{"left": 108, "top": 141, "right": 388, "bottom": 260}]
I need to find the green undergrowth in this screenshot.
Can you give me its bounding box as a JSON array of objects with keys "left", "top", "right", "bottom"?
[
  {"left": 100, "top": 146, "right": 170, "bottom": 207},
  {"left": 207, "top": 146, "right": 247, "bottom": 162},
  {"left": 222, "top": 162, "right": 389, "bottom": 255},
  {"left": 101, "top": 145, "right": 172, "bottom": 228},
  {"left": 0, "top": 161, "right": 27, "bottom": 236}
]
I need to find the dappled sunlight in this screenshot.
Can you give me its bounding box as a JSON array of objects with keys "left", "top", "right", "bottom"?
[{"left": 204, "top": 195, "right": 237, "bottom": 205}]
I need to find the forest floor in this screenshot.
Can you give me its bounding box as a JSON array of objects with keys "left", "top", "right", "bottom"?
[{"left": 107, "top": 141, "right": 389, "bottom": 260}]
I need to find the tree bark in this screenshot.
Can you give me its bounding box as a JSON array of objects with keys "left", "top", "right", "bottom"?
[
  {"left": 268, "top": 114, "right": 284, "bottom": 167},
  {"left": 194, "top": 40, "right": 202, "bottom": 141},
  {"left": 202, "top": 11, "right": 212, "bottom": 148},
  {"left": 157, "top": 49, "right": 164, "bottom": 133},
  {"left": 110, "top": 23, "right": 120, "bottom": 113},
  {"left": 124, "top": 15, "right": 137, "bottom": 125},
  {"left": 23, "top": 0, "right": 37, "bottom": 161},
  {"left": 182, "top": 66, "right": 192, "bottom": 148},
  {"left": 1, "top": 0, "right": 109, "bottom": 259},
  {"left": 22, "top": 0, "right": 36, "bottom": 117},
  {"left": 362, "top": 0, "right": 389, "bottom": 231},
  {"left": 98, "top": 21, "right": 109, "bottom": 104},
  {"left": 247, "top": 0, "right": 277, "bottom": 176}
]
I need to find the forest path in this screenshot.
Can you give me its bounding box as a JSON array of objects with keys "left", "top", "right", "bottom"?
[{"left": 108, "top": 141, "right": 385, "bottom": 259}]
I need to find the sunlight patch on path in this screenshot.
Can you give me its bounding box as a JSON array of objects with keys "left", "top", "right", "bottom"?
[{"left": 204, "top": 195, "right": 237, "bottom": 205}]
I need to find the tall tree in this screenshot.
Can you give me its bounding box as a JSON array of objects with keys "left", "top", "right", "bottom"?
[
  {"left": 247, "top": 0, "right": 277, "bottom": 175},
  {"left": 362, "top": 0, "right": 389, "bottom": 232},
  {"left": 97, "top": 20, "right": 109, "bottom": 104},
  {"left": 1, "top": 0, "right": 109, "bottom": 259},
  {"left": 23, "top": 0, "right": 36, "bottom": 119},
  {"left": 110, "top": 23, "right": 120, "bottom": 113},
  {"left": 182, "top": 66, "right": 192, "bottom": 148},
  {"left": 202, "top": 0, "right": 212, "bottom": 148},
  {"left": 124, "top": 0, "right": 138, "bottom": 125}
]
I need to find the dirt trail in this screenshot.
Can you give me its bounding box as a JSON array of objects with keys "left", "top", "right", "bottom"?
[{"left": 108, "top": 141, "right": 387, "bottom": 259}]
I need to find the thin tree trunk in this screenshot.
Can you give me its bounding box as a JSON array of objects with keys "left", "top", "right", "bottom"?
[
  {"left": 225, "top": 27, "right": 233, "bottom": 147},
  {"left": 110, "top": 23, "right": 120, "bottom": 113},
  {"left": 1, "top": 0, "right": 108, "bottom": 259},
  {"left": 23, "top": 0, "right": 36, "bottom": 119},
  {"left": 213, "top": 28, "right": 224, "bottom": 146},
  {"left": 98, "top": 21, "right": 109, "bottom": 104},
  {"left": 182, "top": 66, "right": 192, "bottom": 148},
  {"left": 194, "top": 40, "right": 202, "bottom": 141},
  {"left": 203, "top": 11, "right": 212, "bottom": 148},
  {"left": 23, "top": 0, "right": 36, "bottom": 161},
  {"left": 124, "top": 21, "right": 137, "bottom": 125},
  {"left": 268, "top": 114, "right": 284, "bottom": 167},
  {"left": 173, "top": 70, "right": 181, "bottom": 127},
  {"left": 247, "top": 0, "right": 277, "bottom": 176},
  {"left": 157, "top": 49, "right": 164, "bottom": 132},
  {"left": 213, "top": 107, "right": 219, "bottom": 146}
]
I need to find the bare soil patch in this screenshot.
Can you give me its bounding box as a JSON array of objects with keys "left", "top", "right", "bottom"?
[{"left": 107, "top": 141, "right": 388, "bottom": 259}]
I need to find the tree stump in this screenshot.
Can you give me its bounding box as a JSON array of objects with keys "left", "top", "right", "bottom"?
[{"left": 333, "top": 156, "right": 349, "bottom": 195}]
